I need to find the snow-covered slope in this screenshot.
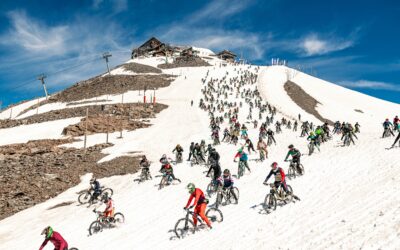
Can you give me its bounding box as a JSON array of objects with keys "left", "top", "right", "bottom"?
[
  {"left": 0, "top": 55, "right": 399, "bottom": 250},
  {"left": 258, "top": 66, "right": 399, "bottom": 131}
]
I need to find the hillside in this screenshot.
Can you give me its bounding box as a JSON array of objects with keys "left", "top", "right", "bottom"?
[{"left": 0, "top": 47, "right": 399, "bottom": 250}]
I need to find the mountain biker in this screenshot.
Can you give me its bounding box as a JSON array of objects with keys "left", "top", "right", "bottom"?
[
  {"left": 284, "top": 144, "right": 302, "bottom": 174},
  {"left": 263, "top": 162, "right": 289, "bottom": 194},
  {"left": 393, "top": 116, "right": 399, "bottom": 131},
  {"left": 159, "top": 157, "right": 178, "bottom": 181},
  {"left": 382, "top": 118, "right": 395, "bottom": 137},
  {"left": 245, "top": 138, "right": 256, "bottom": 154},
  {"left": 187, "top": 142, "right": 195, "bottom": 161},
  {"left": 103, "top": 194, "right": 114, "bottom": 220},
  {"left": 89, "top": 177, "right": 101, "bottom": 201},
  {"left": 266, "top": 129, "right": 276, "bottom": 145},
  {"left": 139, "top": 155, "right": 150, "bottom": 173},
  {"left": 206, "top": 148, "right": 221, "bottom": 180},
  {"left": 184, "top": 183, "right": 212, "bottom": 229},
  {"left": 307, "top": 132, "right": 320, "bottom": 152},
  {"left": 217, "top": 169, "right": 238, "bottom": 202},
  {"left": 392, "top": 123, "right": 400, "bottom": 147},
  {"left": 172, "top": 144, "right": 184, "bottom": 161},
  {"left": 257, "top": 137, "right": 268, "bottom": 159},
  {"left": 234, "top": 147, "right": 251, "bottom": 172},
  {"left": 39, "top": 226, "right": 68, "bottom": 250},
  {"left": 354, "top": 122, "right": 361, "bottom": 133}
]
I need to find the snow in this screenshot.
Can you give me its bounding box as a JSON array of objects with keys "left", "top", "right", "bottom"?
[
  {"left": 0, "top": 97, "right": 46, "bottom": 120},
  {"left": 258, "top": 65, "right": 400, "bottom": 131},
  {"left": 0, "top": 58, "right": 399, "bottom": 250}
]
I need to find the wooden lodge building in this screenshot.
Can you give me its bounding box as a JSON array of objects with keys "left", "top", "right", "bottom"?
[{"left": 217, "top": 50, "right": 237, "bottom": 63}]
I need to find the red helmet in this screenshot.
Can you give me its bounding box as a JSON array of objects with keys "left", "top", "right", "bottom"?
[{"left": 271, "top": 162, "right": 278, "bottom": 168}]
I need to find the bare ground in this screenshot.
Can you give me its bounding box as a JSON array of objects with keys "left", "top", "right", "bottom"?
[
  {"left": 284, "top": 81, "right": 334, "bottom": 125},
  {"left": 0, "top": 139, "right": 142, "bottom": 220},
  {"left": 17, "top": 74, "right": 175, "bottom": 116},
  {"left": 1, "top": 103, "right": 167, "bottom": 130}
]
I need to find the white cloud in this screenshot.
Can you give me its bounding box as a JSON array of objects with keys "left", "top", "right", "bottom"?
[
  {"left": 190, "top": 0, "right": 252, "bottom": 23},
  {"left": 300, "top": 34, "right": 354, "bottom": 56},
  {"left": 339, "top": 80, "right": 400, "bottom": 91},
  {"left": 1, "top": 11, "right": 69, "bottom": 56}
]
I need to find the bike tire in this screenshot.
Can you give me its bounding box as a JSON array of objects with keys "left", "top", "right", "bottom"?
[
  {"left": 288, "top": 166, "right": 296, "bottom": 179},
  {"left": 174, "top": 218, "right": 195, "bottom": 239},
  {"left": 229, "top": 187, "right": 239, "bottom": 204},
  {"left": 101, "top": 188, "right": 114, "bottom": 198},
  {"left": 89, "top": 221, "right": 103, "bottom": 235},
  {"left": 113, "top": 212, "right": 125, "bottom": 225},
  {"left": 284, "top": 185, "right": 294, "bottom": 203},
  {"left": 264, "top": 194, "right": 277, "bottom": 211},
  {"left": 207, "top": 183, "right": 217, "bottom": 196},
  {"left": 159, "top": 176, "right": 167, "bottom": 190},
  {"left": 78, "top": 192, "right": 91, "bottom": 204},
  {"left": 298, "top": 164, "right": 305, "bottom": 175},
  {"left": 206, "top": 208, "right": 223, "bottom": 223},
  {"left": 69, "top": 248, "right": 79, "bottom": 250}
]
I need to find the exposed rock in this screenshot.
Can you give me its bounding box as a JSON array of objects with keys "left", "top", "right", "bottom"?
[
  {"left": 158, "top": 57, "right": 210, "bottom": 69},
  {"left": 0, "top": 139, "right": 142, "bottom": 220},
  {"left": 284, "top": 81, "right": 333, "bottom": 125},
  {"left": 122, "top": 62, "right": 162, "bottom": 74}
]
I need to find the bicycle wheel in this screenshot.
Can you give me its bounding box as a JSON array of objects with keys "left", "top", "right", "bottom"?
[
  {"left": 229, "top": 187, "right": 239, "bottom": 204},
  {"left": 174, "top": 218, "right": 195, "bottom": 239},
  {"left": 288, "top": 166, "right": 295, "bottom": 179},
  {"left": 89, "top": 221, "right": 103, "bottom": 235},
  {"left": 207, "top": 182, "right": 217, "bottom": 196},
  {"left": 284, "top": 185, "right": 294, "bottom": 203},
  {"left": 206, "top": 208, "right": 223, "bottom": 223},
  {"left": 309, "top": 144, "right": 314, "bottom": 155},
  {"left": 264, "top": 194, "right": 277, "bottom": 211},
  {"left": 159, "top": 176, "right": 167, "bottom": 190},
  {"left": 78, "top": 192, "right": 91, "bottom": 204},
  {"left": 69, "top": 248, "right": 79, "bottom": 250},
  {"left": 113, "top": 212, "right": 125, "bottom": 225},
  {"left": 298, "top": 164, "right": 305, "bottom": 175},
  {"left": 101, "top": 188, "right": 113, "bottom": 197}
]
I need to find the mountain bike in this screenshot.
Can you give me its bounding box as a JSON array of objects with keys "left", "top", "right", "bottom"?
[
  {"left": 88, "top": 209, "right": 125, "bottom": 235},
  {"left": 308, "top": 141, "right": 315, "bottom": 156},
  {"left": 175, "top": 152, "right": 183, "bottom": 164},
  {"left": 237, "top": 160, "right": 246, "bottom": 179},
  {"left": 78, "top": 186, "right": 113, "bottom": 205},
  {"left": 342, "top": 134, "right": 351, "bottom": 146},
  {"left": 174, "top": 207, "right": 223, "bottom": 239},
  {"left": 159, "top": 171, "right": 181, "bottom": 190},
  {"left": 263, "top": 183, "right": 293, "bottom": 211},
  {"left": 287, "top": 160, "right": 304, "bottom": 179},
  {"left": 216, "top": 186, "right": 239, "bottom": 208},
  {"left": 134, "top": 167, "right": 152, "bottom": 183}
]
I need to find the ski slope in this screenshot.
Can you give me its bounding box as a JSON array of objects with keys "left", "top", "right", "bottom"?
[{"left": 0, "top": 55, "right": 399, "bottom": 250}]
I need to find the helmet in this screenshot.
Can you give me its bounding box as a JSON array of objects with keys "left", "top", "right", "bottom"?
[
  {"left": 288, "top": 144, "right": 294, "bottom": 149},
  {"left": 90, "top": 177, "right": 96, "bottom": 184},
  {"left": 385, "top": 118, "right": 389, "bottom": 121},
  {"left": 187, "top": 183, "right": 195, "bottom": 194},
  {"left": 41, "top": 226, "right": 53, "bottom": 239},
  {"left": 310, "top": 132, "right": 314, "bottom": 136},
  {"left": 238, "top": 147, "right": 243, "bottom": 153},
  {"left": 177, "top": 144, "right": 181, "bottom": 148},
  {"left": 103, "top": 193, "right": 110, "bottom": 203},
  {"left": 162, "top": 154, "right": 166, "bottom": 158},
  {"left": 208, "top": 144, "right": 212, "bottom": 148},
  {"left": 142, "top": 155, "right": 147, "bottom": 160},
  {"left": 223, "top": 169, "right": 230, "bottom": 176},
  {"left": 271, "top": 162, "right": 278, "bottom": 168}
]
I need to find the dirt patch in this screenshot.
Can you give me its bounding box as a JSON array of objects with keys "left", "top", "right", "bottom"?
[
  {"left": 158, "top": 57, "right": 210, "bottom": 69},
  {"left": 18, "top": 74, "right": 174, "bottom": 116},
  {"left": 0, "top": 103, "right": 167, "bottom": 130},
  {"left": 354, "top": 109, "right": 364, "bottom": 113},
  {"left": 0, "top": 139, "right": 142, "bottom": 220},
  {"left": 284, "top": 81, "right": 333, "bottom": 125},
  {"left": 122, "top": 62, "right": 162, "bottom": 74},
  {"left": 62, "top": 115, "right": 150, "bottom": 136}
]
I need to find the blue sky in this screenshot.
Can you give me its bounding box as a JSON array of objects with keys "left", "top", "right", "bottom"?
[{"left": 0, "top": 0, "right": 399, "bottom": 107}]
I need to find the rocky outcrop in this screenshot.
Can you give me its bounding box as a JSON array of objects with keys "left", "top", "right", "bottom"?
[
  {"left": 122, "top": 62, "right": 162, "bottom": 74},
  {"left": 158, "top": 57, "right": 210, "bottom": 69},
  {"left": 1, "top": 103, "right": 167, "bottom": 130}
]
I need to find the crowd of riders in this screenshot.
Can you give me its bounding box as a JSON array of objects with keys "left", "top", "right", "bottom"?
[{"left": 38, "top": 64, "right": 400, "bottom": 248}]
